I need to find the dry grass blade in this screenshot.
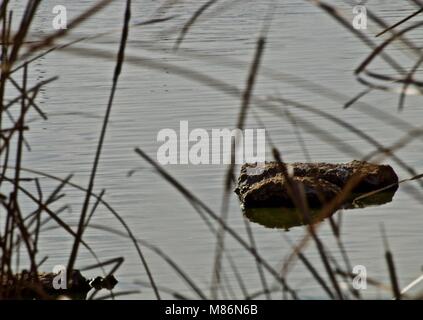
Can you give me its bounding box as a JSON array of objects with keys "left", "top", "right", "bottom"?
[
  {"left": 344, "top": 88, "right": 372, "bottom": 109},
  {"left": 284, "top": 235, "right": 335, "bottom": 299},
  {"left": 356, "top": 21, "right": 423, "bottom": 75},
  {"left": 11, "top": 14, "right": 176, "bottom": 76},
  {"left": 269, "top": 96, "right": 423, "bottom": 189},
  {"left": 308, "top": 0, "right": 404, "bottom": 74},
  {"left": 376, "top": 8, "right": 423, "bottom": 37},
  {"left": 80, "top": 257, "right": 124, "bottom": 273},
  {"left": 6, "top": 0, "right": 41, "bottom": 70},
  {"left": 242, "top": 217, "right": 271, "bottom": 299},
  {"left": 381, "top": 225, "right": 402, "bottom": 300},
  {"left": 86, "top": 257, "right": 124, "bottom": 300},
  {"left": 66, "top": 1, "right": 132, "bottom": 267},
  {"left": 134, "top": 147, "right": 298, "bottom": 299},
  {"left": 361, "top": 5, "right": 420, "bottom": 56},
  {"left": 23, "top": 0, "right": 115, "bottom": 58},
  {"left": 84, "top": 189, "right": 106, "bottom": 229},
  {"left": 284, "top": 109, "right": 312, "bottom": 162},
  {"left": 2, "top": 165, "right": 168, "bottom": 295},
  {"left": 277, "top": 129, "right": 420, "bottom": 283},
  {"left": 410, "top": 0, "right": 423, "bottom": 8},
  {"left": 135, "top": 280, "right": 192, "bottom": 300},
  {"left": 401, "top": 274, "right": 423, "bottom": 296},
  {"left": 95, "top": 290, "right": 140, "bottom": 300},
  {"left": 225, "top": 252, "right": 249, "bottom": 299},
  {"left": 93, "top": 35, "right": 423, "bottom": 136},
  {"left": 2, "top": 0, "right": 422, "bottom": 301},
  {"left": 3, "top": 76, "right": 57, "bottom": 111},
  {"left": 272, "top": 148, "right": 344, "bottom": 299},
  {"left": 334, "top": 269, "right": 411, "bottom": 297},
  {"left": 56, "top": 38, "right": 422, "bottom": 154},
  {"left": 174, "top": 0, "right": 219, "bottom": 50},
  {"left": 64, "top": 0, "right": 164, "bottom": 301},
  {"left": 211, "top": 35, "right": 266, "bottom": 299},
  {"left": 81, "top": 224, "right": 208, "bottom": 299},
  {"left": 398, "top": 54, "right": 423, "bottom": 111},
  {"left": 0, "top": 176, "right": 109, "bottom": 285}
]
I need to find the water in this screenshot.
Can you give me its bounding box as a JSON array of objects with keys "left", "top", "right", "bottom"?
[{"left": 6, "top": 0, "right": 423, "bottom": 299}]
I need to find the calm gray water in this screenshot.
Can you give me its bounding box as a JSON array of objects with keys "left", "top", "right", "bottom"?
[{"left": 6, "top": 0, "right": 423, "bottom": 299}]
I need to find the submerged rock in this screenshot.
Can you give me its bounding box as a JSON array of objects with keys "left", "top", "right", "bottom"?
[
  {"left": 0, "top": 270, "right": 118, "bottom": 300},
  {"left": 244, "top": 190, "right": 397, "bottom": 229},
  {"left": 236, "top": 160, "right": 398, "bottom": 209},
  {"left": 245, "top": 207, "right": 328, "bottom": 230}
]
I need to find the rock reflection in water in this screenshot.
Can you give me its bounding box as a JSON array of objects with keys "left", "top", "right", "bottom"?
[{"left": 244, "top": 190, "right": 397, "bottom": 230}]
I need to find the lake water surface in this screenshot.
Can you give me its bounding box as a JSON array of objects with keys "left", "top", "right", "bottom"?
[{"left": 7, "top": 0, "right": 423, "bottom": 299}]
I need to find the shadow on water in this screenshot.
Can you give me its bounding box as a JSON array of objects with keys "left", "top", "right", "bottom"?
[{"left": 244, "top": 190, "right": 398, "bottom": 230}]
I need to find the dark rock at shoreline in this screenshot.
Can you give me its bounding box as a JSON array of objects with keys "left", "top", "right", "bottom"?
[
  {"left": 235, "top": 160, "right": 398, "bottom": 208},
  {"left": 0, "top": 270, "right": 117, "bottom": 300}
]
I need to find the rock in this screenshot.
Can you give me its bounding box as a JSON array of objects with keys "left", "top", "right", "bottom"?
[
  {"left": 239, "top": 175, "right": 341, "bottom": 208},
  {"left": 0, "top": 270, "right": 118, "bottom": 300},
  {"left": 90, "top": 275, "right": 118, "bottom": 291},
  {"left": 235, "top": 160, "right": 398, "bottom": 208}
]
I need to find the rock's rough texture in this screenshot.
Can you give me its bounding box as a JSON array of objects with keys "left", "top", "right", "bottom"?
[
  {"left": 239, "top": 175, "right": 341, "bottom": 208},
  {"left": 235, "top": 160, "right": 398, "bottom": 208}
]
